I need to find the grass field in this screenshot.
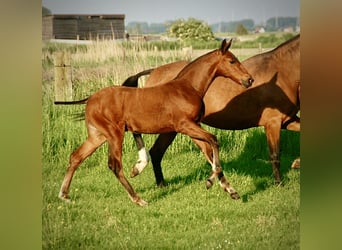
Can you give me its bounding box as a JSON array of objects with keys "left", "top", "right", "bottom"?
[{"left": 42, "top": 37, "right": 300, "bottom": 249}]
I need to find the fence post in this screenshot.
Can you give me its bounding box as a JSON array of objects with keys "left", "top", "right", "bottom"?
[{"left": 54, "top": 51, "right": 72, "bottom": 101}]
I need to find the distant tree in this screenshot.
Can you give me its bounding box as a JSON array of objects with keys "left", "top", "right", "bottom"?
[
  {"left": 126, "top": 22, "right": 149, "bottom": 34},
  {"left": 235, "top": 24, "right": 248, "bottom": 35},
  {"left": 265, "top": 17, "right": 298, "bottom": 31},
  {"left": 149, "top": 23, "right": 166, "bottom": 34},
  {"left": 42, "top": 6, "right": 51, "bottom": 16},
  {"left": 168, "top": 18, "right": 215, "bottom": 41},
  {"left": 211, "top": 19, "right": 255, "bottom": 33}
]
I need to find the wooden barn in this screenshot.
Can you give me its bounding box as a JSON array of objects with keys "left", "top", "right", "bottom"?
[{"left": 42, "top": 14, "right": 125, "bottom": 40}]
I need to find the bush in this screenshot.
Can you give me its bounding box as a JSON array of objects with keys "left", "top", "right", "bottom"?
[
  {"left": 168, "top": 18, "right": 215, "bottom": 41},
  {"left": 235, "top": 24, "right": 248, "bottom": 35}
]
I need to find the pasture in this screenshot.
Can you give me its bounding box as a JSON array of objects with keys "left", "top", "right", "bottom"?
[{"left": 42, "top": 37, "right": 300, "bottom": 249}]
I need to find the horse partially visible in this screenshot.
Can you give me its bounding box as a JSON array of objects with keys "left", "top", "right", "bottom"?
[
  {"left": 56, "top": 39, "right": 253, "bottom": 206},
  {"left": 129, "top": 34, "right": 300, "bottom": 186}
]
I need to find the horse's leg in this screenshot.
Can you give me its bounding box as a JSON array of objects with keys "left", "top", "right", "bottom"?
[
  {"left": 179, "top": 123, "right": 239, "bottom": 199},
  {"left": 191, "top": 138, "right": 215, "bottom": 189},
  {"left": 283, "top": 115, "right": 300, "bottom": 132},
  {"left": 265, "top": 120, "right": 282, "bottom": 184},
  {"left": 130, "top": 133, "right": 149, "bottom": 178},
  {"left": 149, "top": 132, "right": 177, "bottom": 187},
  {"left": 283, "top": 116, "right": 301, "bottom": 169},
  {"left": 59, "top": 134, "right": 106, "bottom": 201},
  {"left": 108, "top": 130, "right": 148, "bottom": 206}
]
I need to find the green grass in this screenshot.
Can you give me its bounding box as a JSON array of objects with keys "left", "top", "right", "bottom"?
[{"left": 42, "top": 39, "right": 300, "bottom": 249}]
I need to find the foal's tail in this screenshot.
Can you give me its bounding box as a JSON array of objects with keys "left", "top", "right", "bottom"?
[
  {"left": 53, "top": 68, "right": 153, "bottom": 106},
  {"left": 54, "top": 68, "right": 154, "bottom": 120},
  {"left": 54, "top": 97, "right": 89, "bottom": 105}
]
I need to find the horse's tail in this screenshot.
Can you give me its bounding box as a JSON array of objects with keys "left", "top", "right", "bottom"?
[
  {"left": 122, "top": 68, "right": 154, "bottom": 87},
  {"left": 54, "top": 97, "right": 89, "bottom": 105}
]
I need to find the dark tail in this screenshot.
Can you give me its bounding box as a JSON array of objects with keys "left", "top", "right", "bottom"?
[
  {"left": 54, "top": 69, "right": 153, "bottom": 120},
  {"left": 54, "top": 68, "right": 153, "bottom": 105},
  {"left": 54, "top": 97, "right": 89, "bottom": 105},
  {"left": 122, "top": 68, "right": 154, "bottom": 87}
]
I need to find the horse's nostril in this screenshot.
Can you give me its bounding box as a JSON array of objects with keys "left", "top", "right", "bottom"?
[{"left": 249, "top": 78, "right": 254, "bottom": 84}]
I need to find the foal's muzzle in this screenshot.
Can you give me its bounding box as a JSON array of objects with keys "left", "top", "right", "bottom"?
[{"left": 242, "top": 75, "right": 254, "bottom": 88}]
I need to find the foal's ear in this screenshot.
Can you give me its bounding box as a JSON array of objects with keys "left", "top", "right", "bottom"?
[{"left": 220, "top": 39, "right": 232, "bottom": 54}]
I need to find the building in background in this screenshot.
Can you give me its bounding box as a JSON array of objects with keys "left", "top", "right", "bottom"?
[{"left": 42, "top": 14, "right": 125, "bottom": 40}]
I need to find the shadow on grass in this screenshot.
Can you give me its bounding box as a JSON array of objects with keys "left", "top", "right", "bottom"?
[{"left": 139, "top": 128, "right": 299, "bottom": 203}]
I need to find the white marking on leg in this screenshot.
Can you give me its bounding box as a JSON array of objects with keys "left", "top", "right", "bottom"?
[{"left": 135, "top": 147, "right": 149, "bottom": 173}]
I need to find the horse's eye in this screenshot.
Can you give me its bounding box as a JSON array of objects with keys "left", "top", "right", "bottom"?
[{"left": 229, "top": 60, "right": 236, "bottom": 64}]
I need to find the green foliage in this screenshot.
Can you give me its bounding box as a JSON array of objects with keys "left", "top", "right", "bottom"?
[
  {"left": 235, "top": 24, "right": 248, "bottom": 35},
  {"left": 168, "top": 18, "right": 215, "bottom": 41},
  {"left": 232, "top": 33, "right": 297, "bottom": 49},
  {"left": 42, "top": 6, "right": 51, "bottom": 16}
]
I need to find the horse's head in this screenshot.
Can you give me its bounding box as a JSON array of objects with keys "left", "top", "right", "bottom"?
[{"left": 216, "top": 39, "right": 254, "bottom": 88}]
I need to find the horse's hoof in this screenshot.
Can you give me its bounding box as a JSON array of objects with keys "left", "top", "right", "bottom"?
[
  {"left": 130, "top": 160, "right": 148, "bottom": 178},
  {"left": 206, "top": 179, "right": 214, "bottom": 189},
  {"left": 230, "top": 192, "right": 240, "bottom": 200},
  {"left": 135, "top": 198, "right": 148, "bottom": 207},
  {"left": 291, "top": 158, "right": 300, "bottom": 169},
  {"left": 130, "top": 167, "right": 140, "bottom": 178},
  {"left": 275, "top": 181, "right": 283, "bottom": 187},
  {"left": 157, "top": 181, "right": 167, "bottom": 188},
  {"left": 58, "top": 193, "right": 71, "bottom": 202}
]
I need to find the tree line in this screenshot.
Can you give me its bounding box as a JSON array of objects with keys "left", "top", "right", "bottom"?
[{"left": 126, "top": 16, "right": 299, "bottom": 34}]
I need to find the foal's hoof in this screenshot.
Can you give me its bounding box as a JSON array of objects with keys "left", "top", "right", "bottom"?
[
  {"left": 58, "top": 193, "right": 71, "bottom": 202},
  {"left": 206, "top": 179, "right": 214, "bottom": 189},
  {"left": 134, "top": 198, "right": 148, "bottom": 207},
  {"left": 230, "top": 192, "right": 240, "bottom": 200}
]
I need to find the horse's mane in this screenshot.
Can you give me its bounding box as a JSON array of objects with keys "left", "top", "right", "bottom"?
[
  {"left": 272, "top": 34, "right": 300, "bottom": 58},
  {"left": 244, "top": 34, "right": 300, "bottom": 71}
]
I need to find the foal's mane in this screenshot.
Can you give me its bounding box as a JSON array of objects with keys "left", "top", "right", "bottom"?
[{"left": 174, "top": 49, "right": 218, "bottom": 79}]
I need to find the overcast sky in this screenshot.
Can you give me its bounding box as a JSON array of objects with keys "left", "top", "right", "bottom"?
[{"left": 42, "top": 0, "right": 300, "bottom": 25}]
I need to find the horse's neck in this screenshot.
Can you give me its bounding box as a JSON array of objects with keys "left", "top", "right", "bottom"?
[{"left": 176, "top": 51, "right": 219, "bottom": 97}]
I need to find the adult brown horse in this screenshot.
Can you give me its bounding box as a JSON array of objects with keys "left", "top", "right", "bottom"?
[
  {"left": 56, "top": 39, "right": 253, "bottom": 206},
  {"left": 129, "top": 34, "right": 300, "bottom": 187}
]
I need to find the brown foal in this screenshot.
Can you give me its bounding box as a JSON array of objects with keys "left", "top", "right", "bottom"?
[{"left": 57, "top": 39, "right": 253, "bottom": 206}]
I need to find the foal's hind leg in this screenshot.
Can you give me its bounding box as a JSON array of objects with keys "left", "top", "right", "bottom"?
[
  {"left": 180, "top": 123, "right": 239, "bottom": 199},
  {"left": 108, "top": 131, "right": 147, "bottom": 206},
  {"left": 59, "top": 135, "right": 106, "bottom": 201},
  {"left": 130, "top": 133, "right": 149, "bottom": 178}
]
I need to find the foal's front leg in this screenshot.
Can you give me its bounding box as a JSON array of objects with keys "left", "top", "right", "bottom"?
[{"left": 181, "top": 124, "right": 240, "bottom": 199}]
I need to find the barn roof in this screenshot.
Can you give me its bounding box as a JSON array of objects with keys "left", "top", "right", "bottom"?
[{"left": 44, "top": 14, "right": 125, "bottom": 19}]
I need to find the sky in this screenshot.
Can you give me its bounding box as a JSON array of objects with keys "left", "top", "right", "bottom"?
[{"left": 42, "top": 0, "right": 300, "bottom": 25}]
